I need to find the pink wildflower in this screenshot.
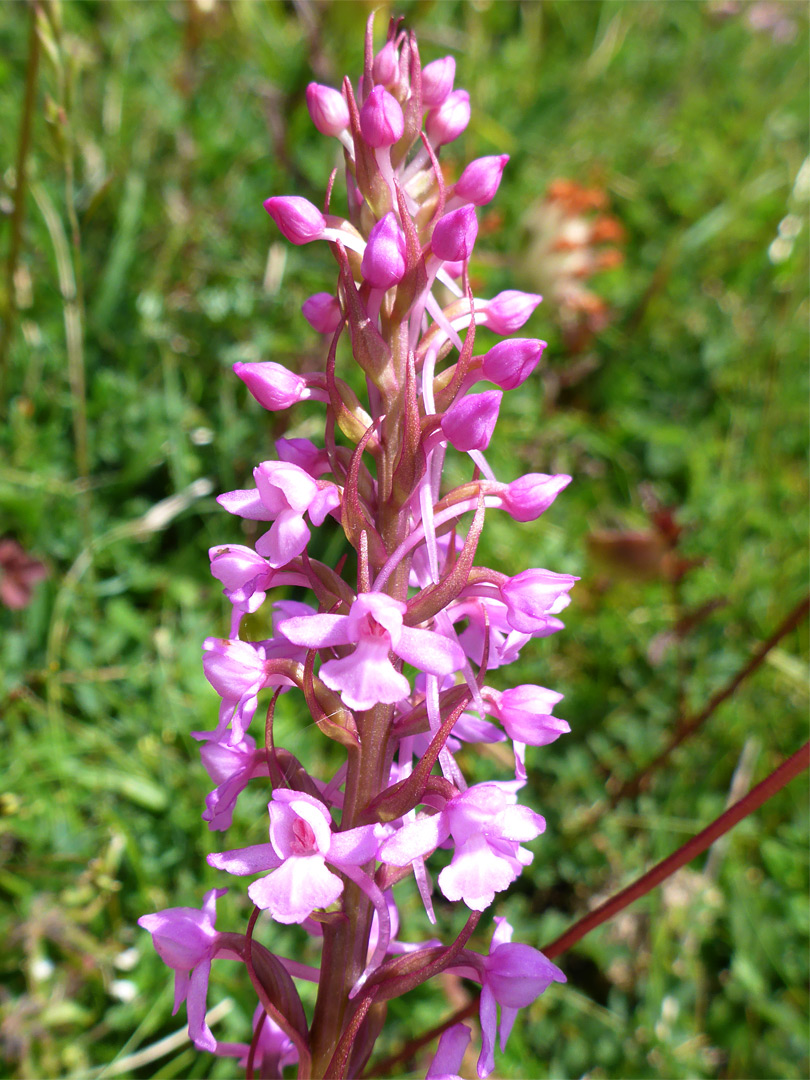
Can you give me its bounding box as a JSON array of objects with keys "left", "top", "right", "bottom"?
[{"left": 279, "top": 592, "right": 465, "bottom": 711}]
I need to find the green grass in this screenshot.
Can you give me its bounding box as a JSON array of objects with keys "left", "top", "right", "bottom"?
[{"left": 0, "top": 2, "right": 807, "bottom": 1077}]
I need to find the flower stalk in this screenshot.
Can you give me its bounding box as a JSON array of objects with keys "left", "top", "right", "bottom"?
[{"left": 139, "top": 15, "right": 575, "bottom": 1078}]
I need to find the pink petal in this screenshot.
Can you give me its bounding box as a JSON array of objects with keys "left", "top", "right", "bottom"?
[
  {"left": 255, "top": 509, "right": 311, "bottom": 566},
  {"left": 490, "top": 916, "right": 514, "bottom": 950},
  {"left": 498, "top": 1005, "right": 520, "bottom": 1052},
  {"left": 172, "top": 970, "right": 190, "bottom": 1014},
  {"left": 270, "top": 795, "right": 333, "bottom": 858},
  {"left": 255, "top": 461, "right": 319, "bottom": 513},
  {"left": 379, "top": 812, "right": 449, "bottom": 866},
  {"left": 217, "top": 488, "right": 269, "bottom": 520},
  {"left": 477, "top": 984, "right": 498, "bottom": 1078},
  {"left": 309, "top": 484, "right": 342, "bottom": 526},
  {"left": 248, "top": 854, "right": 343, "bottom": 923},
  {"left": 426, "top": 1022, "right": 471, "bottom": 1080},
  {"left": 320, "top": 645, "right": 410, "bottom": 710},
  {"left": 438, "top": 834, "right": 518, "bottom": 910},
  {"left": 396, "top": 626, "right": 465, "bottom": 675},
  {"left": 187, "top": 958, "right": 216, "bottom": 1052},
  {"left": 490, "top": 805, "right": 546, "bottom": 843},
  {"left": 278, "top": 612, "right": 351, "bottom": 649},
  {"left": 207, "top": 842, "right": 281, "bottom": 876},
  {"left": 328, "top": 823, "right": 382, "bottom": 866}
]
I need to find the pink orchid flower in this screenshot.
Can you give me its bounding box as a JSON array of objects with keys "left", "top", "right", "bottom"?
[
  {"left": 138, "top": 888, "right": 227, "bottom": 1053},
  {"left": 217, "top": 460, "right": 341, "bottom": 568},
  {"left": 476, "top": 918, "right": 566, "bottom": 1077},
  {"left": 208, "top": 790, "right": 383, "bottom": 926},
  {"left": 278, "top": 592, "right": 466, "bottom": 711},
  {"left": 379, "top": 782, "right": 545, "bottom": 911}
]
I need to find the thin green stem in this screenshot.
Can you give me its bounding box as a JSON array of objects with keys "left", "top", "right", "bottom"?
[{"left": 0, "top": 1, "right": 40, "bottom": 413}]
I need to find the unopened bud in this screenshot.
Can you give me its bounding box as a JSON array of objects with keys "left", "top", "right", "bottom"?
[
  {"left": 263, "top": 196, "right": 326, "bottom": 245},
  {"left": 302, "top": 292, "right": 342, "bottom": 334},
  {"left": 421, "top": 56, "right": 456, "bottom": 107},
  {"left": 373, "top": 41, "right": 399, "bottom": 88},
  {"left": 306, "top": 83, "right": 350, "bottom": 136},
  {"left": 431, "top": 205, "right": 478, "bottom": 262},
  {"left": 491, "top": 685, "right": 569, "bottom": 746},
  {"left": 425, "top": 89, "right": 470, "bottom": 146},
  {"left": 455, "top": 154, "right": 509, "bottom": 206},
  {"left": 276, "top": 437, "right": 331, "bottom": 477},
  {"left": 441, "top": 390, "right": 502, "bottom": 451},
  {"left": 500, "top": 568, "right": 578, "bottom": 634},
  {"left": 361, "top": 212, "right": 407, "bottom": 289},
  {"left": 483, "top": 290, "right": 542, "bottom": 334},
  {"left": 359, "top": 86, "right": 405, "bottom": 148},
  {"left": 500, "top": 473, "right": 571, "bottom": 521},
  {"left": 234, "top": 361, "right": 307, "bottom": 411},
  {"left": 481, "top": 338, "right": 546, "bottom": 390}
]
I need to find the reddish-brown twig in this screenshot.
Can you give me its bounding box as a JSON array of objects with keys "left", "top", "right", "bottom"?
[
  {"left": 607, "top": 594, "right": 809, "bottom": 806},
  {"left": 365, "top": 742, "right": 810, "bottom": 1077}
]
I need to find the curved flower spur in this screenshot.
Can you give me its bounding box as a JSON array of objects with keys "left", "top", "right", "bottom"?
[{"left": 138, "top": 15, "right": 575, "bottom": 1079}]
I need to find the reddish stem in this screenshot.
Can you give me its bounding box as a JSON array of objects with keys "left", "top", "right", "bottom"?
[
  {"left": 609, "top": 594, "right": 809, "bottom": 805},
  {"left": 546, "top": 740, "right": 809, "bottom": 957},
  {"left": 245, "top": 1007, "right": 267, "bottom": 1080},
  {"left": 324, "top": 994, "right": 376, "bottom": 1080},
  {"left": 365, "top": 742, "right": 810, "bottom": 1077}
]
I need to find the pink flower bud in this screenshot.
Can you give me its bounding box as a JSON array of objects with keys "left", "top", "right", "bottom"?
[
  {"left": 301, "top": 292, "right": 342, "bottom": 334},
  {"left": 500, "top": 473, "right": 572, "bottom": 521},
  {"left": 421, "top": 56, "right": 456, "bottom": 107},
  {"left": 455, "top": 154, "right": 509, "bottom": 206},
  {"left": 425, "top": 89, "right": 470, "bottom": 146},
  {"left": 209, "top": 544, "right": 273, "bottom": 612},
  {"left": 490, "top": 685, "right": 569, "bottom": 747},
  {"left": 276, "top": 437, "right": 330, "bottom": 477},
  {"left": 361, "top": 212, "right": 407, "bottom": 289},
  {"left": 373, "top": 41, "right": 399, "bottom": 87},
  {"left": 359, "top": 85, "right": 404, "bottom": 148},
  {"left": 481, "top": 338, "right": 546, "bottom": 390},
  {"left": 263, "top": 196, "right": 326, "bottom": 245},
  {"left": 234, "top": 361, "right": 308, "bottom": 411},
  {"left": 431, "top": 205, "right": 478, "bottom": 262},
  {"left": 499, "top": 568, "right": 578, "bottom": 634},
  {"left": 305, "top": 82, "right": 350, "bottom": 136},
  {"left": 483, "top": 290, "right": 542, "bottom": 334},
  {"left": 441, "top": 390, "right": 502, "bottom": 451}
]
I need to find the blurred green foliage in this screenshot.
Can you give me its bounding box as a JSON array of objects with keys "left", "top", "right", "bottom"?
[{"left": 0, "top": 1, "right": 807, "bottom": 1077}]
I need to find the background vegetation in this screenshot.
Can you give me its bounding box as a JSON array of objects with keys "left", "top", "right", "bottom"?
[{"left": 1, "top": 2, "right": 807, "bottom": 1077}]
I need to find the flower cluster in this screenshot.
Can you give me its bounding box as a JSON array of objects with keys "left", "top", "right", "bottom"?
[{"left": 139, "top": 17, "right": 573, "bottom": 1078}]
